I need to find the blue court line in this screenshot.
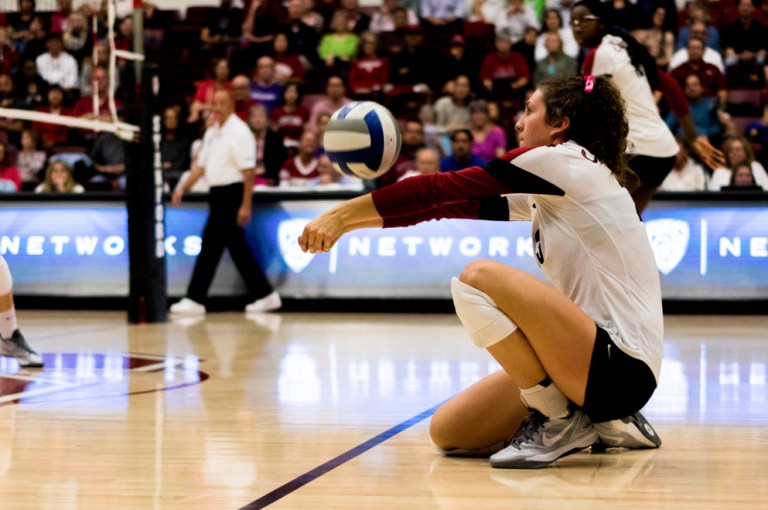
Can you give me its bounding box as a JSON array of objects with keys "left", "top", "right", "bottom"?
[{"left": 239, "top": 402, "right": 444, "bottom": 509}]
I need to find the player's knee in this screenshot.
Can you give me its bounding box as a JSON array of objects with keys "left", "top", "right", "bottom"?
[
  {"left": 429, "top": 404, "right": 459, "bottom": 450},
  {"left": 451, "top": 275, "right": 518, "bottom": 349},
  {"left": 457, "top": 260, "right": 496, "bottom": 291}
]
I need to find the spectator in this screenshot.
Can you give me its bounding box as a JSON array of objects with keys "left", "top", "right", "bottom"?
[
  {"left": 231, "top": 74, "right": 256, "bottom": 121},
  {"left": 744, "top": 104, "right": 768, "bottom": 159},
  {"left": 378, "top": 6, "right": 410, "bottom": 55},
  {"left": 398, "top": 146, "right": 441, "bottom": 180},
  {"left": 300, "top": 0, "right": 325, "bottom": 32},
  {"left": 16, "top": 128, "right": 46, "bottom": 185},
  {"left": 249, "top": 56, "right": 284, "bottom": 114},
  {"left": 313, "top": 111, "right": 332, "bottom": 145},
  {"left": 670, "top": 36, "right": 728, "bottom": 107},
  {"left": 724, "top": 163, "right": 760, "bottom": 189},
  {"left": 318, "top": 10, "right": 359, "bottom": 72},
  {"left": 270, "top": 81, "right": 310, "bottom": 148},
  {"left": 665, "top": 74, "right": 727, "bottom": 144},
  {"left": 668, "top": 21, "right": 725, "bottom": 73},
  {"left": 709, "top": 135, "right": 768, "bottom": 190},
  {"left": 308, "top": 75, "right": 352, "bottom": 132},
  {"left": 0, "top": 27, "right": 19, "bottom": 75},
  {"left": 533, "top": 31, "right": 578, "bottom": 85},
  {"left": 434, "top": 74, "right": 472, "bottom": 133},
  {"left": 8, "top": 0, "right": 37, "bottom": 50},
  {"left": 386, "top": 25, "right": 437, "bottom": 92},
  {"left": 35, "top": 33, "right": 79, "bottom": 97},
  {"left": 0, "top": 140, "right": 20, "bottom": 192},
  {"left": 369, "top": 0, "right": 418, "bottom": 33},
  {"left": 90, "top": 131, "right": 126, "bottom": 189},
  {"left": 188, "top": 58, "right": 231, "bottom": 124},
  {"left": 160, "top": 105, "right": 192, "bottom": 181},
  {"left": 0, "top": 73, "right": 26, "bottom": 147},
  {"left": 279, "top": 0, "right": 322, "bottom": 70},
  {"left": 511, "top": 27, "right": 537, "bottom": 86},
  {"left": 200, "top": 0, "right": 243, "bottom": 51},
  {"left": 72, "top": 65, "right": 120, "bottom": 123},
  {"left": 19, "top": 16, "right": 47, "bottom": 63},
  {"left": 418, "top": 102, "right": 446, "bottom": 154},
  {"left": 481, "top": 32, "right": 530, "bottom": 102},
  {"left": 272, "top": 32, "right": 306, "bottom": 85},
  {"left": 658, "top": 138, "right": 708, "bottom": 191},
  {"left": 340, "top": 0, "right": 371, "bottom": 34},
  {"left": 239, "top": 0, "right": 279, "bottom": 66},
  {"left": 631, "top": 5, "right": 675, "bottom": 69},
  {"left": 34, "top": 160, "right": 84, "bottom": 193},
  {"left": 535, "top": 8, "right": 579, "bottom": 62},
  {"left": 313, "top": 153, "right": 364, "bottom": 189},
  {"left": 32, "top": 85, "right": 73, "bottom": 150},
  {"left": 62, "top": 11, "right": 92, "bottom": 64},
  {"left": 378, "top": 119, "right": 425, "bottom": 187},
  {"left": 79, "top": 39, "right": 113, "bottom": 97},
  {"left": 495, "top": 0, "right": 539, "bottom": 43},
  {"left": 16, "top": 58, "right": 46, "bottom": 108},
  {"left": 440, "top": 34, "right": 481, "bottom": 94},
  {"left": 722, "top": 0, "right": 768, "bottom": 67},
  {"left": 676, "top": 1, "right": 720, "bottom": 52},
  {"left": 248, "top": 104, "right": 285, "bottom": 186},
  {"left": 50, "top": 0, "right": 73, "bottom": 33},
  {"left": 420, "top": 0, "right": 467, "bottom": 34},
  {"left": 440, "top": 128, "right": 486, "bottom": 172},
  {"left": 279, "top": 129, "right": 320, "bottom": 186},
  {"left": 349, "top": 32, "right": 389, "bottom": 100},
  {"left": 468, "top": 0, "right": 507, "bottom": 24},
  {"left": 468, "top": 99, "right": 507, "bottom": 162}
]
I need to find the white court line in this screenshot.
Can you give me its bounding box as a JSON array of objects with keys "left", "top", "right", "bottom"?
[{"left": 0, "top": 380, "right": 91, "bottom": 404}]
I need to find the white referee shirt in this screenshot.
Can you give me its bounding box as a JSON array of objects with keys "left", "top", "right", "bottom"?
[
  {"left": 197, "top": 113, "right": 256, "bottom": 187},
  {"left": 591, "top": 35, "right": 678, "bottom": 159}
]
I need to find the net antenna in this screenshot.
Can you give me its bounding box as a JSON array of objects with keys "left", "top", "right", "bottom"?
[{"left": 0, "top": 0, "right": 142, "bottom": 141}]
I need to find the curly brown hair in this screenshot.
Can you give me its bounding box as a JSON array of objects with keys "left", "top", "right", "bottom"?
[{"left": 537, "top": 74, "right": 635, "bottom": 187}]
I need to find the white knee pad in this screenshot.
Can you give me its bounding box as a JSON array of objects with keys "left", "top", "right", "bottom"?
[
  {"left": 0, "top": 256, "right": 12, "bottom": 295},
  {"left": 451, "top": 277, "right": 518, "bottom": 349}
]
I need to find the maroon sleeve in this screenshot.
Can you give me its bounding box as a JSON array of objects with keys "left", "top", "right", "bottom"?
[
  {"left": 371, "top": 147, "right": 535, "bottom": 220},
  {"left": 581, "top": 48, "right": 597, "bottom": 75},
  {"left": 658, "top": 70, "right": 690, "bottom": 118},
  {"left": 382, "top": 201, "right": 483, "bottom": 228}
]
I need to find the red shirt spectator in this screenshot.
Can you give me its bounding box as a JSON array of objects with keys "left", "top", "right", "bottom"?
[
  {"left": 480, "top": 49, "right": 530, "bottom": 85},
  {"left": 0, "top": 140, "right": 21, "bottom": 191},
  {"left": 279, "top": 131, "right": 320, "bottom": 183},
  {"left": 33, "top": 85, "right": 73, "bottom": 148}
]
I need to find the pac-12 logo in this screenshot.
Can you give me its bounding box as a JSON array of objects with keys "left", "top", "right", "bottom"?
[
  {"left": 645, "top": 219, "right": 690, "bottom": 275},
  {"left": 278, "top": 219, "right": 315, "bottom": 273}
]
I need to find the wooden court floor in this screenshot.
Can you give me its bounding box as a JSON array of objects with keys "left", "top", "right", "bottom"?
[{"left": 1, "top": 311, "right": 766, "bottom": 509}]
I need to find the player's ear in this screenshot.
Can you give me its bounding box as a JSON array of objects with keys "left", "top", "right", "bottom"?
[{"left": 551, "top": 116, "right": 570, "bottom": 142}]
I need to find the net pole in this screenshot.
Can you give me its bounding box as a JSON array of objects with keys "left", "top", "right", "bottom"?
[
  {"left": 132, "top": 0, "right": 144, "bottom": 83},
  {"left": 126, "top": 64, "right": 167, "bottom": 324}
]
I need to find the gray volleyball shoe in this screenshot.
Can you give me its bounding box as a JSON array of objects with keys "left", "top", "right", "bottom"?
[
  {"left": 0, "top": 329, "right": 44, "bottom": 368},
  {"left": 489, "top": 409, "right": 598, "bottom": 469},
  {"left": 592, "top": 411, "right": 662, "bottom": 450}
]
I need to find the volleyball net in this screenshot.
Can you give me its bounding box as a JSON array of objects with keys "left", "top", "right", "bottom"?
[{"left": 1, "top": 0, "right": 167, "bottom": 323}]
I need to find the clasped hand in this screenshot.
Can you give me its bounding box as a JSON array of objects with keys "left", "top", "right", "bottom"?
[{"left": 298, "top": 213, "right": 345, "bottom": 254}]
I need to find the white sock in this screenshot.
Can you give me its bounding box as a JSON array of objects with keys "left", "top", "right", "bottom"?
[
  {"left": 0, "top": 306, "right": 17, "bottom": 339},
  {"left": 520, "top": 379, "right": 570, "bottom": 419}
]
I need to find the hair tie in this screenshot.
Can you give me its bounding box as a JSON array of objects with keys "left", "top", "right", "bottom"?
[{"left": 584, "top": 75, "right": 595, "bottom": 93}]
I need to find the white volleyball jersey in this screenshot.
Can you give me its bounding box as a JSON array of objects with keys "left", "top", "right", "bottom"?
[
  {"left": 585, "top": 34, "right": 678, "bottom": 159},
  {"left": 372, "top": 142, "right": 664, "bottom": 381}
]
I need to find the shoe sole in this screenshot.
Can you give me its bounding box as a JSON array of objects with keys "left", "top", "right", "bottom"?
[{"left": 490, "top": 429, "right": 599, "bottom": 469}]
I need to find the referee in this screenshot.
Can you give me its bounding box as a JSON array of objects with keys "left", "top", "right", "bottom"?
[{"left": 170, "top": 90, "right": 281, "bottom": 315}]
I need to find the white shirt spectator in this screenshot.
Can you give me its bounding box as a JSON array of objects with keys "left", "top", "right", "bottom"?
[
  {"left": 421, "top": 0, "right": 468, "bottom": 20},
  {"left": 669, "top": 46, "right": 725, "bottom": 73},
  {"left": 658, "top": 158, "right": 708, "bottom": 191},
  {"left": 495, "top": 1, "right": 540, "bottom": 42},
  {"left": 36, "top": 51, "right": 79, "bottom": 90},
  {"left": 197, "top": 113, "right": 256, "bottom": 187},
  {"left": 708, "top": 162, "right": 768, "bottom": 190}
]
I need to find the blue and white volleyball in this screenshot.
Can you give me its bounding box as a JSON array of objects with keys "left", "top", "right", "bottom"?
[{"left": 323, "top": 101, "right": 402, "bottom": 179}]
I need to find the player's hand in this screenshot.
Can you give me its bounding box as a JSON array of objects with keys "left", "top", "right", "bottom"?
[
  {"left": 691, "top": 136, "right": 725, "bottom": 170},
  {"left": 299, "top": 213, "right": 344, "bottom": 253}
]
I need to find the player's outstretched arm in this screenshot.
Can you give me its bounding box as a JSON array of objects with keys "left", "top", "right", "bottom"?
[{"left": 299, "top": 194, "right": 383, "bottom": 254}]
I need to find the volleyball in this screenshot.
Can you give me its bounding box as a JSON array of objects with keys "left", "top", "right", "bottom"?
[{"left": 323, "top": 101, "right": 402, "bottom": 179}]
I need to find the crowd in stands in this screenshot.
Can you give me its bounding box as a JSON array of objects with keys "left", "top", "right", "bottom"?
[{"left": 1, "top": 0, "right": 767, "bottom": 193}]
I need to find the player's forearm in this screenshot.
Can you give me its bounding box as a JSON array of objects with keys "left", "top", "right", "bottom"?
[{"left": 329, "top": 194, "right": 382, "bottom": 229}]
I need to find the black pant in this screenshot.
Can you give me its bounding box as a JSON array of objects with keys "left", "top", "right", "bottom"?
[{"left": 187, "top": 183, "right": 273, "bottom": 304}]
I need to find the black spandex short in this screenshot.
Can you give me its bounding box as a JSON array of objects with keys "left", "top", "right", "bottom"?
[
  {"left": 581, "top": 326, "right": 657, "bottom": 423},
  {"left": 628, "top": 154, "right": 676, "bottom": 188}
]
